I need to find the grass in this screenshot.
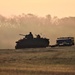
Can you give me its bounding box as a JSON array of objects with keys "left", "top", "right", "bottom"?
[{"left": 0, "top": 46, "right": 75, "bottom": 75}]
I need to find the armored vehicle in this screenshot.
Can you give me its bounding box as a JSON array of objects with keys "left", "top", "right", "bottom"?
[
  {"left": 56, "top": 37, "right": 74, "bottom": 46},
  {"left": 15, "top": 32, "right": 49, "bottom": 49}
]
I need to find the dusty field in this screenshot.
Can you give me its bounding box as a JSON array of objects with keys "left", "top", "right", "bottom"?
[{"left": 0, "top": 46, "right": 75, "bottom": 75}]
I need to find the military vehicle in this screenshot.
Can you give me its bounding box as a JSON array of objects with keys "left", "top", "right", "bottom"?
[
  {"left": 15, "top": 32, "right": 49, "bottom": 49},
  {"left": 56, "top": 37, "right": 74, "bottom": 46}
]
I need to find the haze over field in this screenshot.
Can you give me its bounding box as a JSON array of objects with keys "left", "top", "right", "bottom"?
[
  {"left": 0, "top": 14, "right": 75, "bottom": 49},
  {"left": 0, "top": 0, "right": 75, "bottom": 49}
]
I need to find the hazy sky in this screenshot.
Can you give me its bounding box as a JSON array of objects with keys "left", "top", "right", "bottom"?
[{"left": 0, "top": 0, "right": 75, "bottom": 18}]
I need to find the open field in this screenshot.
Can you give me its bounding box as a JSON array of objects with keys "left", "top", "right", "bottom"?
[{"left": 0, "top": 46, "right": 75, "bottom": 75}]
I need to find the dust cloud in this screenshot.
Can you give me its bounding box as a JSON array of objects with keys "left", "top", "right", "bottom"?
[{"left": 0, "top": 14, "right": 75, "bottom": 49}]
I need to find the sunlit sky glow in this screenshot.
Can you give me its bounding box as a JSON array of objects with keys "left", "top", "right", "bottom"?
[{"left": 0, "top": 0, "right": 75, "bottom": 18}]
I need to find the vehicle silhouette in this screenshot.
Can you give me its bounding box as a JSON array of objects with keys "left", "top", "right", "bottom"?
[{"left": 15, "top": 32, "right": 49, "bottom": 49}]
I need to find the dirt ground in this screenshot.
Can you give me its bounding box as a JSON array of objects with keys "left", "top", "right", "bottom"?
[{"left": 0, "top": 46, "right": 75, "bottom": 75}]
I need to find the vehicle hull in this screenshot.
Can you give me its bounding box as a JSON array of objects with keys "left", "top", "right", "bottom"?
[{"left": 15, "top": 38, "right": 49, "bottom": 49}]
